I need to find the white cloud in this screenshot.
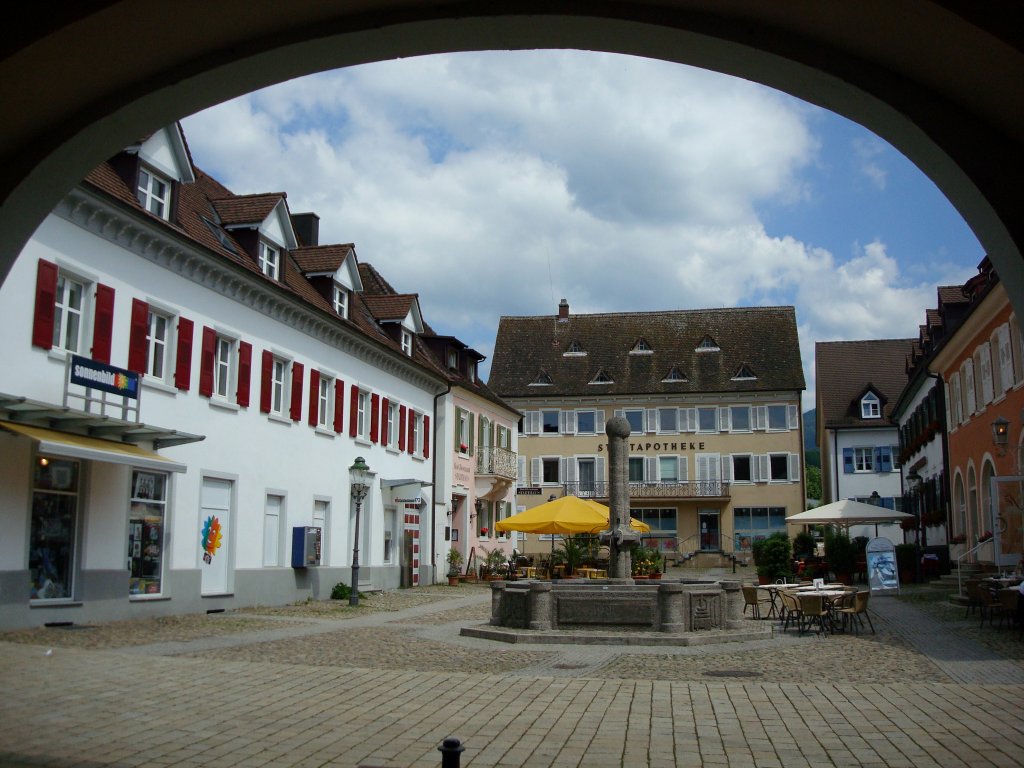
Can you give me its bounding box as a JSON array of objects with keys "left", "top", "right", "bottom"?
[
  {"left": 853, "top": 136, "right": 887, "bottom": 190},
  {"left": 181, "top": 50, "right": 978, "bottom": 414}
]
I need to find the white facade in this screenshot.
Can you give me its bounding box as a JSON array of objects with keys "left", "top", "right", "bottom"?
[
  {"left": 823, "top": 423, "right": 903, "bottom": 542},
  {"left": 0, "top": 142, "right": 446, "bottom": 628}
]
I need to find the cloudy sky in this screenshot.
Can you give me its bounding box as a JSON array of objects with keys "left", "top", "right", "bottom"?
[{"left": 181, "top": 51, "right": 983, "bottom": 411}]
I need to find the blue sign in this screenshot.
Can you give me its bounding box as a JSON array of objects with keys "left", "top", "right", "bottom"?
[{"left": 70, "top": 355, "right": 140, "bottom": 399}]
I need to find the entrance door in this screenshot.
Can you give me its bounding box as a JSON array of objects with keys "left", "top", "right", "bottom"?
[
  {"left": 698, "top": 509, "right": 720, "bottom": 551},
  {"left": 199, "top": 477, "right": 232, "bottom": 595}
]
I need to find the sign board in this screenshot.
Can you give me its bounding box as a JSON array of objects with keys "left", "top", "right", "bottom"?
[
  {"left": 518, "top": 487, "right": 543, "bottom": 495},
  {"left": 70, "top": 355, "right": 140, "bottom": 399},
  {"left": 865, "top": 537, "right": 899, "bottom": 595}
]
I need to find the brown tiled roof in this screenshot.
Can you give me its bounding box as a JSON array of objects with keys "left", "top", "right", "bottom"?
[
  {"left": 815, "top": 338, "right": 914, "bottom": 428},
  {"left": 488, "top": 306, "right": 805, "bottom": 398},
  {"left": 210, "top": 193, "right": 285, "bottom": 226},
  {"left": 358, "top": 262, "right": 399, "bottom": 296},
  {"left": 937, "top": 285, "right": 968, "bottom": 306},
  {"left": 363, "top": 294, "right": 417, "bottom": 322},
  {"left": 292, "top": 245, "right": 353, "bottom": 274}
]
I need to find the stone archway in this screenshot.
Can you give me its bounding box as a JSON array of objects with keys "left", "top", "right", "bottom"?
[{"left": 2, "top": 3, "right": 1022, "bottom": 306}]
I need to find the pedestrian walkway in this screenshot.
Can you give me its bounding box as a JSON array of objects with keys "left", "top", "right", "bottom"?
[{"left": 1, "top": 585, "right": 1023, "bottom": 767}]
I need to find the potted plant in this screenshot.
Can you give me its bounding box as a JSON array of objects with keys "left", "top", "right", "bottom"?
[
  {"left": 446, "top": 548, "right": 463, "bottom": 586},
  {"left": 559, "top": 535, "right": 587, "bottom": 577},
  {"left": 479, "top": 526, "right": 489, "bottom": 538},
  {"left": 753, "top": 533, "right": 792, "bottom": 584},
  {"left": 480, "top": 545, "right": 507, "bottom": 580},
  {"left": 825, "top": 529, "right": 855, "bottom": 584}
]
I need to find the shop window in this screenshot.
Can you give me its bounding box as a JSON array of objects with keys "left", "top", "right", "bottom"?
[
  {"left": 30, "top": 457, "right": 80, "bottom": 601},
  {"left": 128, "top": 470, "right": 168, "bottom": 596}
]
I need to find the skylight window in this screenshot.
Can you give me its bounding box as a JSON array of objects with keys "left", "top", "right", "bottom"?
[
  {"left": 529, "top": 370, "right": 553, "bottom": 386},
  {"left": 630, "top": 338, "right": 653, "bottom": 354},
  {"left": 732, "top": 364, "right": 757, "bottom": 381},
  {"left": 695, "top": 335, "right": 720, "bottom": 353},
  {"left": 662, "top": 366, "right": 687, "bottom": 382}
]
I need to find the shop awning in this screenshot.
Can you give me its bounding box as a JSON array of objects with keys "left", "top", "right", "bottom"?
[{"left": 0, "top": 421, "right": 187, "bottom": 472}]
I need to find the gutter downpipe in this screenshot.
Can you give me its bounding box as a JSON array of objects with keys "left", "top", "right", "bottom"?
[{"left": 431, "top": 380, "right": 452, "bottom": 584}]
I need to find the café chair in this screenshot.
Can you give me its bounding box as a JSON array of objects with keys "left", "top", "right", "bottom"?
[
  {"left": 741, "top": 584, "right": 762, "bottom": 619},
  {"left": 836, "top": 591, "right": 874, "bottom": 634}
]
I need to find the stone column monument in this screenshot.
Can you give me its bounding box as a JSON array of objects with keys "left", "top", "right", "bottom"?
[{"left": 599, "top": 416, "right": 640, "bottom": 580}]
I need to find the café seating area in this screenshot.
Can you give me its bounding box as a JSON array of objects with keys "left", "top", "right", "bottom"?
[{"left": 752, "top": 580, "right": 867, "bottom": 636}]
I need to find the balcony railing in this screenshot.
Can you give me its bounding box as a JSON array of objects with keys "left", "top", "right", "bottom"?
[
  {"left": 561, "top": 481, "right": 730, "bottom": 499},
  {"left": 476, "top": 446, "right": 517, "bottom": 480}
]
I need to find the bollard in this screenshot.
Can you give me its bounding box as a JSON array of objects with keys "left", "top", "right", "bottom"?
[{"left": 438, "top": 736, "right": 464, "bottom": 768}]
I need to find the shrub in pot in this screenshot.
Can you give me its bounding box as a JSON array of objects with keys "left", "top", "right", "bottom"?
[
  {"left": 825, "top": 529, "right": 855, "bottom": 584},
  {"left": 754, "top": 533, "right": 792, "bottom": 583}
]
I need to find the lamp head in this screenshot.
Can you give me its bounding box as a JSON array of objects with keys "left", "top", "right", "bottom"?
[{"left": 349, "top": 456, "right": 370, "bottom": 501}]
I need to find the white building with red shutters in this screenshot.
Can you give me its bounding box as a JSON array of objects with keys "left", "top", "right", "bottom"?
[{"left": 0, "top": 124, "right": 452, "bottom": 629}]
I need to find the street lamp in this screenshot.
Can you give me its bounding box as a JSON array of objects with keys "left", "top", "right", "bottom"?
[{"left": 349, "top": 456, "right": 371, "bottom": 607}]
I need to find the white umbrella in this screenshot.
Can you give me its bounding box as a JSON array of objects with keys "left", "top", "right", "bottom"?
[{"left": 787, "top": 498, "right": 913, "bottom": 535}]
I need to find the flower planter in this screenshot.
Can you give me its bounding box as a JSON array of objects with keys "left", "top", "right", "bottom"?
[{"left": 448, "top": 576, "right": 460, "bottom": 586}]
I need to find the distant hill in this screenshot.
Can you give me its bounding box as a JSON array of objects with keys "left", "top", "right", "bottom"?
[{"left": 803, "top": 409, "right": 819, "bottom": 469}]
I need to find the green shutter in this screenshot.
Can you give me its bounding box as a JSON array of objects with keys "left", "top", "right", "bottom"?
[
  {"left": 454, "top": 407, "right": 462, "bottom": 450},
  {"left": 469, "top": 412, "right": 475, "bottom": 453}
]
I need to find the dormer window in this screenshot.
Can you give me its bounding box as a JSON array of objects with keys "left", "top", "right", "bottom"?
[
  {"left": 732, "top": 363, "right": 757, "bottom": 381},
  {"left": 447, "top": 349, "right": 458, "bottom": 369},
  {"left": 861, "top": 392, "right": 881, "bottom": 419},
  {"left": 137, "top": 167, "right": 170, "bottom": 220},
  {"left": 564, "top": 340, "right": 587, "bottom": 356},
  {"left": 401, "top": 329, "right": 413, "bottom": 356},
  {"left": 529, "top": 370, "right": 553, "bottom": 386},
  {"left": 258, "top": 241, "right": 279, "bottom": 280},
  {"left": 467, "top": 361, "right": 477, "bottom": 383},
  {"left": 696, "top": 335, "right": 720, "bottom": 353},
  {"left": 333, "top": 285, "right": 348, "bottom": 319},
  {"left": 630, "top": 338, "right": 653, "bottom": 354},
  {"left": 662, "top": 366, "right": 687, "bottom": 382},
  {"left": 589, "top": 369, "right": 613, "bottom": 384}
]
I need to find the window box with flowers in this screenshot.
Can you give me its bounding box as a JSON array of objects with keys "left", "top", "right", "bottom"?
[
  {"left": 479, "top": 527, "right": 489, "bottom": 538},
  {"left": 978, "top": 530, "right": 993, "bottom": 543},
  {"left": 459, "top": 443, "right": 469, "bottom": 454}
]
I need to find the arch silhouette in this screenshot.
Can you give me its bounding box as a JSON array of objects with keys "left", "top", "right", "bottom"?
[{"left": 2, "top": 3, "right": 1022, "bottom": 306}]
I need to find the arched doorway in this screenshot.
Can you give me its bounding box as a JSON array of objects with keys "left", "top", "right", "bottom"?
[{"left": 1, "top": 4, "right": 1023, "bottom": 311}]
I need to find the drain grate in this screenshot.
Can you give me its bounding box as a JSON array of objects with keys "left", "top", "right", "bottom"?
[
  {"left": 702, "top": 670, "right": 762, "bottom": 678},
  {"left": 553, "top": 662, "right": 590, "bottom": 670}
]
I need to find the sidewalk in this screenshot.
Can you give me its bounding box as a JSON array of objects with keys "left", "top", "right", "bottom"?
[{"left": 1, "top": 584, "right": 1023, "bottom": 767}]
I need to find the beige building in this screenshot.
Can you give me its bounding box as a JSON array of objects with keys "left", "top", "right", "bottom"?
[{"left": 489, "top": 301, "right": 806, "bottom": 566}]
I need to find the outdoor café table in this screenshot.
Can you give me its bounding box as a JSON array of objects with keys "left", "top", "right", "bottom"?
[
  {"left": 756, "top": 584, "right": 787, "bottom": 619},
  {"left": 798, "top": 589, "right": 849, "bottom": 633}
]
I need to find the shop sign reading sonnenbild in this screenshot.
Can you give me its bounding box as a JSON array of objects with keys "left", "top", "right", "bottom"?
[{"left": 70, "top": 355, "right": 140, "bottom": 399}]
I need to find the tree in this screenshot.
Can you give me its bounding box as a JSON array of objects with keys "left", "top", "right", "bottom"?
[{"left": 805, "top": 465, "right": 822, "bottom": 502}]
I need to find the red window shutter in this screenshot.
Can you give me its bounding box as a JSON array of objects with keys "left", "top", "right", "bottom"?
[
  {"left": 260, "top": 350, "right": 273, "bottom": 413},
  {"left": 308, "top": 369, "right": 320, "bottom": 427},
  {"left": 334, "top": 380, "right": 345, "bottom": 433},
  {"left": 399, "top": 405, "right": 407, "bottom": 451},
  {"left": 349, "top": 386, "right": 359, "bottom": 437},
  {"left": 381, "top": 397, "right": 390, "bottom": 445},
  {"left": 408, "top": 408, "right": 416, "bottom": 454},
  {"left": 290, "top": 362, "right": 304, "bottom": 421},
  {"left": 423, "top": 415, "right": 430, "bottom": 459},
  {"left": 91, "top": 283, "right": 115, "bottom": 363},
  {"left": 236, "top": 341, "right": 252, "bottom": 406},
  {"left": 174, "top": 317, "right": 194, "bottom": 391},
  {"left": 198, "top": 326, "right": 216, "bottom": 397},
  {"left": 126, "top": 298, "right": 149, "bottom": 373},
  {"left": 31, "top": 259, "right": 58, "bottom": 349},
  {"left": 370, "top": 393, "right": 380, "bottom": 443}
]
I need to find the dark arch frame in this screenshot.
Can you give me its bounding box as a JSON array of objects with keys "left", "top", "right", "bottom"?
[{"left": 2, "top": 2, "right": 1022, "bottom": 306}]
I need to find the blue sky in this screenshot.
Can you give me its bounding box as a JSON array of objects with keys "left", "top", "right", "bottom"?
[{"left": 181, "top": 51, "right": 984, "bottom": 410}]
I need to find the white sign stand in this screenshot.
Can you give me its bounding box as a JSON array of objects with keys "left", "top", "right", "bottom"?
[{"left": 866, "top": 537, "right": 899, "bottom": 595}]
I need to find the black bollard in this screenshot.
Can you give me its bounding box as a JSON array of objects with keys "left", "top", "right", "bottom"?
[{"left": 438, "top": 736, "right": 464, "bottom": 768}]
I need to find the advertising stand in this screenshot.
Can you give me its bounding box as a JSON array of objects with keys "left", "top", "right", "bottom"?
[{"left": 865, "top": 537, "right": 899, "bottom": 595}]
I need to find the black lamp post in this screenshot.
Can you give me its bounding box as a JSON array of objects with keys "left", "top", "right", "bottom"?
[
  {"left": 349, "top": 456, "right": 370, "bottom": 607},
  {"left": 906, "top": 469, "right": 924, "bottom": 584}
]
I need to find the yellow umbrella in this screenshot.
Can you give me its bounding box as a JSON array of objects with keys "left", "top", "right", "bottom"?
[{"left": 494, "top": 495, "right": 651, "bottom": 535}]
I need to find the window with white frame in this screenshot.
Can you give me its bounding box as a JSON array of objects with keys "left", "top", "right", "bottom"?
[
  {"left": 542, "top": 457, "right": 560, "bottom": 484},
  {"left": 447, "top": 349, "right": 458, "bottom": 369},
  {"left": 768, "top": 454, "right": 790, "bottom": 482},
  {"left": 411, "top": 412, "right": 422, "bottom": 455},
  {"left": 697, "top": 407, "right": 717, "bottom": 433},
  {"left": 577, "top": 410, "right": 596, "bottom": 434},
  {"left": 467, "top": 360, "right": 476, "bottom": 382},
  {"left": 263, "top": 493, "right": 285, "bottom": 566},
  {"left": 387, "top": 401, "right": 399, "bottom": 448},
  {"left": 401, "top": 329, "right": 413, "bottom": 356},
  {"left": 767, "top": 404, "right": 788, "bottom": 430},
  {"left": 624, "top": 409, "right": 644, "bottom": 434},
  {"left": 137, "top": 167, "right": 170, "bottom": 220},
  {"left": 854, "top": 447, "right": 874, "bottom": 472},
  {"left": 356, "top": 389, "right": 370, "bottom": 439},
  {"left": 269, "top": 357, "right": 287, "bottom": 415},
  {"left": 258, "top": 240, "right": 279, "bottom": 280},
  {"left": 730, "top": 405, "right": 751, "bottom": 432},
  {"left": 213, "top": 335, "right": 235, "bottom": 399},
  {"left": 333, "top": 285, "right": 348, "bottom": 318},
  {"left": 459, "top": 410, "right": 470, "bottom": 450},
  {"left": 629, "top": 457, "right": 645, "bottom": 482},
  {"left": 52, "top": 272, "right": 86, "bottom": 353},
  {"left": 861, "top": 392, "right": 881, "bottom": 418},
  {"left": 146, "top": 309, "right": 171, "bottom": 380},
  {"left": 659, "top": 456, "right": 679, "bottom": 483},
  {"left": 317, "top": 375, "right": 333, "bottom": 428},
  {"left": 541, "top": 409, "right": 560, "bottom": 434},
  {"left": 732, "top": 454, "right": 753, "bottom": 482},
  {"left": 658, "top": 407, "right": 678, "bottom": 433}
]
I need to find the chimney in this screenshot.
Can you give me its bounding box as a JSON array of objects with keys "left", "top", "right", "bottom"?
[
  {"left": 558, "top": 298, "right": 569, "bottom": 322},
  {"left": 291, "top": 212, "right": 320, "bottom": 247}
]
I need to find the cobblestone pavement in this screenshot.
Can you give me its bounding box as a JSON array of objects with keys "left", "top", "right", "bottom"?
[{"left": 2, "top": 580, "right": 1024, "bottom": 767}]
